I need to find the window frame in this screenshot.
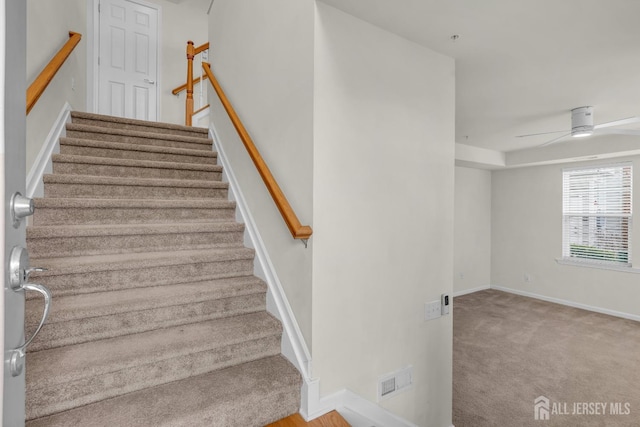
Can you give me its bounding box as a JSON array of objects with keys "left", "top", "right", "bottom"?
[{"left": 561, "top": 162, "right": 633, "bottom": 268}]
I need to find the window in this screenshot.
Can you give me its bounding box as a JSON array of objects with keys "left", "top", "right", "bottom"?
[{"left": 562, "top": 163, "right": 632, "bottom": 266}]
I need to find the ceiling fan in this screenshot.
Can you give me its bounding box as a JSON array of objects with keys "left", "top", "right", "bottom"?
[{"left": 517, "top": 106, "right": 640, "bottom": 147}]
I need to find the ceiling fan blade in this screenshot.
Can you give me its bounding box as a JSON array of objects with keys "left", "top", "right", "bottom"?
[
  {"left": 539, "top": 132, "right": 572, "bottom": 147},
  {"left": 595, "top": 128, "right": 640, "bottom": 136},
  {"left": 594, "top": 116, "right": 640, "bottom": 129},
  {"left": 516, "top": 129, "right": 568, "bottom": 138}
]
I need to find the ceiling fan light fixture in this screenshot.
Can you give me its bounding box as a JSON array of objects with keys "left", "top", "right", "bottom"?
[
  {"left": 571, "top": 106, "right": 594, "bottom": 138},
  {"left": 571, "top": 127, "right": 594, "bottom": 138}
]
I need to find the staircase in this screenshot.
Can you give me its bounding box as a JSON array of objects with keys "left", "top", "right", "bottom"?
[{"left": 24, "top": 111, "right": 302, "bottom": 426}]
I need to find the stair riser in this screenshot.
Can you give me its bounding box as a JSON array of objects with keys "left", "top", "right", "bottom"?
[
  {"left": 26, "top": 334, "right": 281, "bottom": 420},
  {"left": 32, "top": 207, "right": 236, "bottom": 226},
  {"left": 65, "top": 129, "right": 212, "bottom": 151},
  {"left": 28, "top": 293, "right": 267, "bottom": 352},
  {"left": 28, "top": 230, "right": 245, "bottom": 257},
  {"left": 71, "top": 117, "right": 208, "bottom": 139},
  {"left": 44, "top": 182, "right": 229, "bottom": 199},
  {"left": 32, "top": 259, "right": 255, "bottom": 297},
  {"left": 60, "top": 145, "right": 217, "bottom": 165},
  {"left": 53, "top": 161, "right": 221, "bottom": 181}
]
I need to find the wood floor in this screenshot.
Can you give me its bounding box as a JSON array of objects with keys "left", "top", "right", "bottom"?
[{"left": 267, "top": 411, "right": 350, "bottom": 427}]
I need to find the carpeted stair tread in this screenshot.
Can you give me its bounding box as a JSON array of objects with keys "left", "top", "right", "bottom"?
[
  {"left": 60, "top": 137, "right": 218, "bottom": 164},
  {"left": 28, "top": 221, "right": 245, "bottom": 258},
  {"left": 30, "top": 247, "right": 256, "bottom": 276},
  {"left": 65, "top": 123, "right": 213, "bottom": 151},
  {"left": 70, "top": 111, "right": 209, "bottom": 139},
  {"left": 27, "top": 276, "right": 267, "bottom": 325},
  {"left": 52, "top": 153, "right": 222, "bottom": 172},
  {"left": 26, "top": 355, "right": 301, "bottom": 427},
  {"left": 33, "top": 197, "right": 235, "bottom": 209},
  {"left": 43, "top": 173, "right": 229, "bottom": 189},
  {"left": 43, "top": 174, "right": 229, "bottom": 200},
  {"left": 28, "top": 221, "right": 245, "bottom": 238},
  {"left": 32, "top": 198, "right": 237, "bottom": 226},
  {"left": 52, "top": 154, "right": 222, "bottom": 181},
  {"left": 26, "top": 313, "right": 282, "bottom": 420},
  {"left": 28, "top": 224, "right": 244, "bottom": 257}
]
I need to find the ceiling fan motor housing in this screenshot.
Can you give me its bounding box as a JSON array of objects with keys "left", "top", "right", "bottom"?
[{"left": 571, "top": 106, "right": 594, "bottom": 137}]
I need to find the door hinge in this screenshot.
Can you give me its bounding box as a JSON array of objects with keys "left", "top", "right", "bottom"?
[
  {"left": 98, "top": 2, "right": 101, "bottom": 13},
  {"left": 98, "top": 56, "right": 100, "bottom": 66}
]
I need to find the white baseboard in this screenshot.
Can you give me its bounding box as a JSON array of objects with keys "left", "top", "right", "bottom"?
[
  {"left": 302, "top": 381, "right": 421, "bottom": 427},
  {"left": 208, "top": 122, "right": 312, "bottom": 380},
  {"left": 453, "top": 285, "right": 490, "bottom": 298},
  {"left": 26, "top": 102, "right": 72, "bottom": 198},
  {"left": 491, "top": 285, "right": 640, "bottom": 322}
]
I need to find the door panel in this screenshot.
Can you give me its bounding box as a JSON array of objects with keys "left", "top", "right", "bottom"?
[
  {"left": 3, "top": 1, "right": 28, "bottom": 425},
  {"left": 98, "top": 0, "right": 158, "bottom": 121}
]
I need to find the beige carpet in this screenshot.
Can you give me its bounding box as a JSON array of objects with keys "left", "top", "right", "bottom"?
[
  {"left": 453, "top": 289, "right": 640, "bottom": 427},
  {"left": 25, "top": 111, "right": 301, "bottom": 426}
]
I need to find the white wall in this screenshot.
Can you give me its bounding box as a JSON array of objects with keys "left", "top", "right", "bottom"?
[
  {"left": 492, "top": 156, "right": 640, "bottom": 318},
  {"left": 454, "top": 167, "right": 491, "bottom": 294},
  {"left": 26, "top": 0, "right": 86, "bottom": 172},
  {"left": 313, "top": 4, "right": 455, "bottom": 426},
  {"left": 208, "top": 0, "right": 315, "bottom": 345}
]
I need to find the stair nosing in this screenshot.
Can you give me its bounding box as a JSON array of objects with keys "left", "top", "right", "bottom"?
[
  {"left": 26, "top": 312, "right": 281, "bottom": 388},
  {"left": 60, "top": 137, "right": 218, "bottom": 158},
  {"left": 28, "top": 222, "right": 245, "bottom": 238},
  {"left": 30, "top": 247, "right": 255, "bottom": 276},
  {"left": 52, "top": 154, "right": 223, "bottom": 172},
  {"left": 43, "top": 174, "right": 229, "bottom": 189},
  {"left": 70, "top": 111, "right": 209, "bottom": 136},
  {"left": 66, "top": 123, "right": 213, "bottom": 145},
  {"left": 33, "top": 198, "right": 235, "bottom": 209},
  {"left": 27, "top": 277, "right": 267, "bottom": 325}
]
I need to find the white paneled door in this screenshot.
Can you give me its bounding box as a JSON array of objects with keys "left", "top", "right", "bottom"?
[{"left": 98, "top": 0, "right": 158, "bottom": 120}]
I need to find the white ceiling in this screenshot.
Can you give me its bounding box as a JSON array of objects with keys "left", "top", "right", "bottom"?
[{"left": 319, "top": 0, "right": 640, "bottom": 154}]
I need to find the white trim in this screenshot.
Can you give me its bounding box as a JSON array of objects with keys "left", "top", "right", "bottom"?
[
  {"left": 453, "top": 285, "right": 490, "bottom": 297},
  {"left": 192, "top": 104, "right": 210, "bottom": 127},
  {"left": 491, "top": 285, "right": 640, "bottom": 322},
  {"left": 302, "top": 381, "right": 422, "bottom": 427},
  {"left": 26, "top": 102, "right": 72, "bottom": 198},
  {"left": 88, "top": 0, "right": 161, "bottom": 120},
  {"left": 87, "top": 0, "right": 99, "bottom": 113},
  {"left": 555, "top": 257, "right": 640, "bottom": 274},
  {"left": 208, "top": 122, "right": 312, "bottom": 379}
]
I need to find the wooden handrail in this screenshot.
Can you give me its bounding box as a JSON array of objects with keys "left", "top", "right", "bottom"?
[
  {"left": 27, "top": 31, "right": 82, "bottom": 114},
  {"left": 171, "top": 74, "right": 209, "bottom": 95},
  {"left": 193, "top": 104, "right": 210, "bottom": 115},
  {"left": 194, "top": 42, "right": 209, "bottom": 55},
  {"left": 202, "top": 62, "right": 313, "bottom": 241}
]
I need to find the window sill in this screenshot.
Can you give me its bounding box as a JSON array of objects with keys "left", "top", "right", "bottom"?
[{"left": 555, "top": 258, "right": 640, "bottom": 274}]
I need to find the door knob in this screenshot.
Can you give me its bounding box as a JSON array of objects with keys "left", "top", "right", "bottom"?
[{"left": 144, "top": 78, "right": 155, "bottom": 85}]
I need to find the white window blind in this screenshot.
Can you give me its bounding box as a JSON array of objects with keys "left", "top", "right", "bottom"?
[{"left": 562, "top": 164, "right": 632, "bottom": 265}]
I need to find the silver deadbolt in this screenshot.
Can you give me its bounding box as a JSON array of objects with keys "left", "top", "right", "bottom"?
[
  {"left": 10, "top": 192, "right": 34, "bottom": 228},
  {"left": 7, "top": 246, "right": 51, "bottom": 377}
]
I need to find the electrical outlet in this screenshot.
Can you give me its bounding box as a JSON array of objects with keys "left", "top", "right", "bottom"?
[
  {"left": 425, "top": 300, "right": 441, "bottom": 321},
  {"left": 524, "top": 273, "right": 532, "bottom": 283},
  {"left": 458, "top": 272, "right": 464, "bottom": 279}
]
